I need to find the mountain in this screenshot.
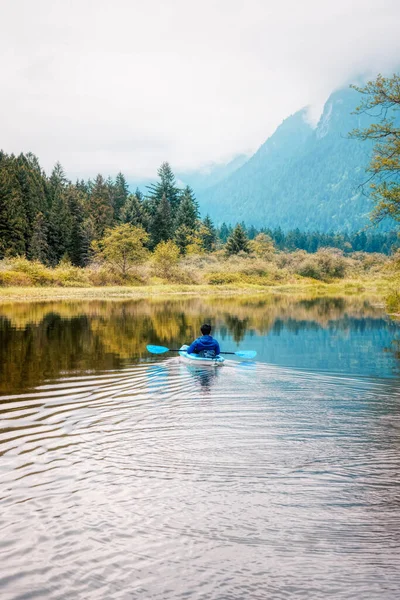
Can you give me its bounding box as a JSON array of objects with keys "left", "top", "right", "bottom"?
[
  {"left": 197, "top": 87, "right": 389, "bottom": 232},
  {"left": 176, "top": 154, "right": 249, "bottom": 191}
]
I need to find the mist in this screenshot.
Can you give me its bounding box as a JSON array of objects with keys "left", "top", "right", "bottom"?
[{"left": 1, "top": 0, "right": 399, "bottom": 178}]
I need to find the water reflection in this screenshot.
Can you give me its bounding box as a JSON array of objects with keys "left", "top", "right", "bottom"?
[
  {"left": 0, "top": 295, "right": 399, "bottom": 394},
  {"left": 1, "top": 295, "right": 400, "bottom": 599},
  {"left": 181, "top": 363, "right": 221, "bottom": 393}
]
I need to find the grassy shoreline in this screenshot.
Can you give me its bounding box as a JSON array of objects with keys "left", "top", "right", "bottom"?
[
  {"left": 0, "top": 278, "right": 393, "bottom": 303},
  {"left": 0, "top": 250, "right": 394, "bottom": 304}
]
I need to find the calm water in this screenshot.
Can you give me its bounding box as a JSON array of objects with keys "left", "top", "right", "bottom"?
[{"left": 1, "top": 295, "right": 400, "bottom": 599}]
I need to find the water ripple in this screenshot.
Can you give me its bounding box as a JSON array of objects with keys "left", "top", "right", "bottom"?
[{"left": 1, "top": 359, "right": 400, "bottom": 599}]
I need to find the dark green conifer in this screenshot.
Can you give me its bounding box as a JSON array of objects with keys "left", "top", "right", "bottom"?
[
  {"left": 121, "top": 193, "right": 146, "bottom": 228},
  {"left": 29, "top": 212, "right": 49, "bottom": 263},
  {"left": 150, "top": 193, "right": 173, "bottom": 247},
  {"left": 81, "top": 216, "right": 97, "bottom": 265},
  {"left": 219, "top": 222, "right": 231, "bottom": 243},
  {"left": 225, "top": 223, "right": 250, "bottom": 255},
  {"left": 175, "top": 186, "right": 199, "bottom": 230},
  {"left": 113, "top": 172, "right": 129, "bottom": 221},
  {"left": 49, "top": 161, "right": 67, "bottom": 191},
  {"left": 46, "top": 163, "right": 72, "bottom": 264},
  {"left": 135, "top": 187, "right": 144, "bottom": 201},
  {"left": 76, "top": 179, "right": 89, "bottom": 194},
  {"left": 174, "top": 224, "right": 193, "bottom": 253},
  {"left": 48, "top": 192, "right": 72, "bottom": 265},
  {"left": 16, "top": 153, "right": 48, "bottom": 246},
  {"left": 89, "top": 174, "right": 114, "bottom": 238},
  {"left": 247, "top": 225, "right": 258, "bottom": 240},
  {"left": 66, "top": 186, "right": 88, "bottom": 266},
  {"left": 147, "top": 162, "right": 180, "bottom": 214},
  {"left": 201, "top": 214, "right": 217, "bottom": 251},
  {"left": 0, "top": 162, "right": 27, "bottom": 257}
]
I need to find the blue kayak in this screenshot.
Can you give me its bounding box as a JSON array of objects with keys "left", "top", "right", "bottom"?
[{"left": 179, "top": 345, "right": 225, "bottom": 366}]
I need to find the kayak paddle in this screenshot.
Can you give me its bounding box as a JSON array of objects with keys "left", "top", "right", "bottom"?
[{"left": 146, "top": 345, "right": 257, "bottom": 359}]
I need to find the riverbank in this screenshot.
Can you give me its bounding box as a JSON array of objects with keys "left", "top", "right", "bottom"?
[{"left": 0, "top": 277, "right": 393, "bottom": 303}]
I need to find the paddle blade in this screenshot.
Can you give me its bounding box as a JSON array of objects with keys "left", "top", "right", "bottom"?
[
  {"left": 234, "top": 350, "right": 257, "bottom": 359},
  {"left": 146, "top": 345, "right": 170, "bottom": 354}
]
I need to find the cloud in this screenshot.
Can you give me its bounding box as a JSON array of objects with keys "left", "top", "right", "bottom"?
[{"left": 1, "top": 0, "right": 399, "bottom": 179}]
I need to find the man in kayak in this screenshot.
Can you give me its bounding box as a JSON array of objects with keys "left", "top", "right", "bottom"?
[{"left": 186, "top": 323, "right": 221, "bottom": 358}]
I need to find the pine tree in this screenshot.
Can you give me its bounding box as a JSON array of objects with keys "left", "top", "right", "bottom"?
[
  {"left": 174, "top": 225, "right": 194, "bottom": 254},
  {"left": 150, "top": 193, "right": 173, "bottom": 247},
  {"left": 89, "top": 174, "right": 114, "bottom": 238},
  {"left": 272, "top": 227, "right": 285, "bottom": 250},
  {"left": 106, "top": 175, "right": 115, "bottom": 213},
  {"left": 219, "top": 222, "right": 231, "bottom": 243},
  {"left": 121, "top": 193, "right": 147, "bottom": 229},
  {"left": 247, "top": 225, "right": 258, "bottom": 240},
  {"left": 47, "top": 189, "right": 72, "bottom": 265},
  {"left": 29, "top": 212, "right": 49, "bottom": 263},
  {"left": 66, "top": 186, "right": 87, "bottom": 267},
  {"left": 113, "top": 172, "right": 129, "bottom": 221},
  {"left": 76, "top": 179, "right": 89, "bottom": 194},
  {"left": 200, "top": 214, "right": 217, "bottom": 251},
  {"left": 16, "top": 153, "right": 48, "bottom": 248},
  {"left": 285, "top": 230, "right": 297, "bottom": 251},
  {"left": 353, "top": 231, "right": 367, "bottom": 251},
  {"left": 81, "top": 216, "right": 97, "bottom": 265},
  {"left": 0, "top": 161, "right": 27, "bottom": 257},
  {"left": 147, "top": 162, "right": 180, "bottom": 214},
  {"left": 225, "top": 224, "right": 250, "bottom": 255},
  {"left": 175, "top": 186, "right": 199, "bottom": 230},
  {"left": 46, "top": 163, "right": 72, "bottom": 264},
  {"left": 49, "top": 161, "right": 67, "bottom": 191}
]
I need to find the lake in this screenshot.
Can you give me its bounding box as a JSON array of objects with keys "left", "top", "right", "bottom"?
[{"left": 1, "top": 294, "right": 400, "bottom": 599}]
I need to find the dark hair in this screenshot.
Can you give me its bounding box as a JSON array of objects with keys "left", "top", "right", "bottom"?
[{"left": 200, "top": 323, "right": 212, "bottom": 335}]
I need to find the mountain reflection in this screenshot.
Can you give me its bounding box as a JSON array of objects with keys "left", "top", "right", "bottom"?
[{"left": 0, "top": 295, "right": 399, "bottom": 394}]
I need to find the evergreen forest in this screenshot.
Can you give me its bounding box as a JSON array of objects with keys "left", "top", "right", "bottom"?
[
  {"left": 0, "top": 155, "right": 218, "bottom": 266},
  {"left": 1, "top": 151, "right": 397, "bottom": 272}
]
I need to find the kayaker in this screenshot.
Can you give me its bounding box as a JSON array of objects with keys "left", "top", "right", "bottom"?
[{"left": 186, "top": 324, "right": 221, "bottom": 358}]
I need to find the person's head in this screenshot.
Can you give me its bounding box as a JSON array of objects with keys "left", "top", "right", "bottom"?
[{"left": 200, "top": 323, "right": 212, "bottom": 335}]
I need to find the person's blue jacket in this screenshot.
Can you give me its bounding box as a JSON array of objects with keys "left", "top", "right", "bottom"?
[{"left": 187, "top": 335, "right": 221, "bottom": 357}]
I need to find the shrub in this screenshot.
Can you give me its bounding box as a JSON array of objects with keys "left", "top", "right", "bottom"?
[
  {"left": 0, "top": 271, "right": 33, "bottom": 286},
  {"left": 387, "top": 290, "right": 400, "bottom": 314},
  {"left": 207, "top": 272, "right": 243, "bottom": 285},
  {"left": 7, "top": 257, "right": 55, "bottom": 285},
  {"left": 379, "top": 250, "right": 399, "bottom": 274},
  {"left": 169, "top": 268, "right": 198, "bottom": 284},
  {"left": 292, "top": 249, "right": 348, "bottom": 281},
  {"left": 152, "top": 240, "right": 180, "bottom": 279},
  {"left": 349, "top": 251, "right": 388, "bottom": 273},
  {"left": 53, "top": 262, "right": 90, "bottom": 287}
]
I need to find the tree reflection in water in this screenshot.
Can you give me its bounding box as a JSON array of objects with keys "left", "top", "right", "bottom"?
[{"left": 0, "top": 294, "right": 398, "bottom": 394}]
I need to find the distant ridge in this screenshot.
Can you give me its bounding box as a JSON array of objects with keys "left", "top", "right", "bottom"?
[{"left": 196, "top": 86, "right": 394, "bottom": 232}]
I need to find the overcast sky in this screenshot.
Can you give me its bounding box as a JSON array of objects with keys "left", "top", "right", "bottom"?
[{"left": 1, "top": 0, "right": 399, "bottom": 179}]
